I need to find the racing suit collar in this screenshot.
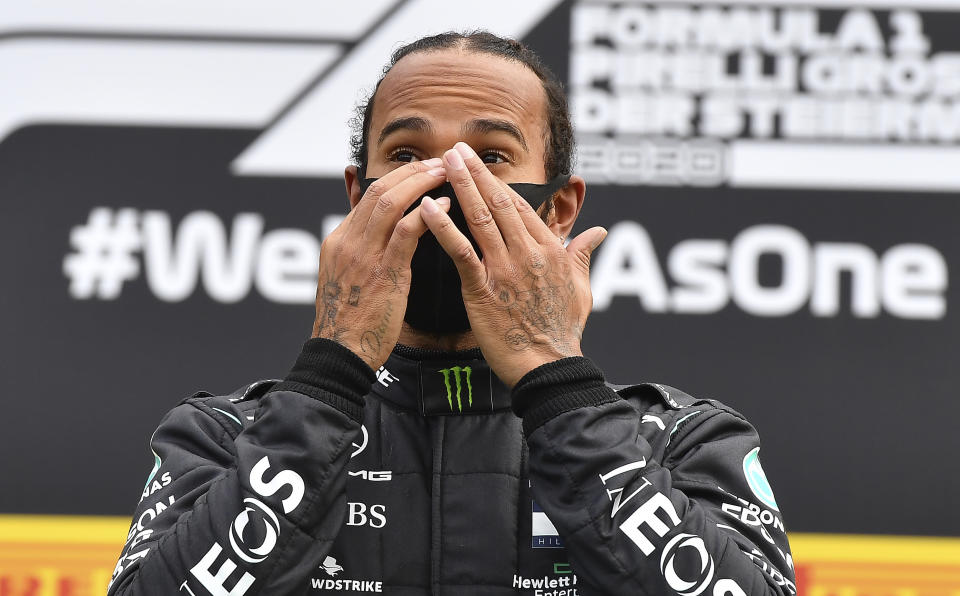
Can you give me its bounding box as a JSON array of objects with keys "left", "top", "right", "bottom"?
[
  {"left": 370, "top": 345, "right": 512, "bottom": 416},
  {"left": 391, "top": 343, "right": 484, "bottom": 362}
]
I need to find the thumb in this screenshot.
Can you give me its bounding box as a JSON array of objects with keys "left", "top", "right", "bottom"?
[{"left": 566, "top": 226, "right": 607, "bottom": 272}]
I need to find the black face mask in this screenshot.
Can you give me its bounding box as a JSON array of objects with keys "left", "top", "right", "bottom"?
[{"left": 358, "top": 173, "right": 571, "bottom": 333}]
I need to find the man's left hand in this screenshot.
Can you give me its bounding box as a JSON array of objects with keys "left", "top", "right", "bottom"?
[{"left": 420, "top": 142, "right": 606, "bottom": 387}]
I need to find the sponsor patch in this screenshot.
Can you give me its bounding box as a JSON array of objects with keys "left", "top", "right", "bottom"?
[
  {"left": 532, "top": 501, "right": 565, "bottom": 549},
  {"left": 743, "top": 447, "right": 779, "bottom": 512}
]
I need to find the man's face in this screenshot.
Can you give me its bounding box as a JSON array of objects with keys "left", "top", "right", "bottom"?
[{"left": 364, "top": 49, "right": 550, "bottom": 183}]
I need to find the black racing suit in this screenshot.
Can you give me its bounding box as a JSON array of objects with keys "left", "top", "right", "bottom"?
[{"left": 108, "top": 339, "right": 796, "bottom": 595}]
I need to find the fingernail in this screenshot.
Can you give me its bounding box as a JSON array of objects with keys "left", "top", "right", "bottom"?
[
  {"left": 435, "top": 197, "right": 451, "bottom": 208},
  {"left": 455, "top": 142, "right": 475, "bottom": 160},
  {"left": 422, "top": 196, "right": 439, "bottom": 214},
  {"left": 444, "top": 148, "right": 465, "bottom": 171},
  {"left": 591, "top": 228, "right": 608, "bottom": 250},
  {"left": 427, "top": 167, "right": 446, "bottom": 177},
  {"left": 423, "top": 157, "right": 443, "bottom": 168}
]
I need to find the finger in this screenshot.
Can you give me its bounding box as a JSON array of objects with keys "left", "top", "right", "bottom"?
[
  {"left": 450, "top": 142, "right": 531, "bottom": 249},
  {"left": 383, "top": 197, "right": 451, "bottom": 268},
  {"left": 443, "top": 147, "right": 506, "bottom": 257},
  {"left": 419, "top": 196, "right": 486, "bottom": 291},
  {"left": 362, "top": 166, "right": 449, "bottom": 244},
  {"left": 351, "top": 158, "right": 445, "bottom": 231},
  {"left": 511, "top": 192, "right": 558, "bottom": 246},
  {"left": 566, "top": 227, "right": 607, "bottom": 273}
]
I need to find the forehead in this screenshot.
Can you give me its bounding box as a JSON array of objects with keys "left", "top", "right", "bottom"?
[{"left": 371, "top": 49, "right": 547, "bottom": 137}]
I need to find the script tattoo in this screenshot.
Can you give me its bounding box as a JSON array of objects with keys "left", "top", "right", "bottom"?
[{"left": 361, "top": 301, "right": 394, "bottom": 357}]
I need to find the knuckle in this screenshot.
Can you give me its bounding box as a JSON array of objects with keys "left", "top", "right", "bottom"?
[
  {"left": 368, "top": 268, "right": 391, "bottom": 291},
  {"left": 375, "top": 192, "right": 396, "bottom": 214},
  {"left": 514, "top": 197, "right": 533, "bottom": 212},
  {"left": 457, "top": 243, "right": 476, "bottom": 262},
  {"left": 490, "top": 189, "right": 513, "bottom": 209},
  {"left": 394, "top": 218, "right": 416, "bottom": 239},
  {"left": 319, "top": 235, "right": 334, "bottom": 253},
  {"left": 453, "top": 176, "right": 475, "bottom": 190},
  {"left": 365, "top": 180, "right": 387, "bottom": 200},
  {"left": 409, "top": 159, "right": 435, "bottom": 174},
  {"left": 319, "top": 236, "right": 342, "bottom": 258},
  {"left": 435, "top": 217, "right": 454, "bottom": 233},
  {"left": 575, "top": 249, "right": 592, "bottom": 269},
  {"left": 349, "top": 251, "right": 364, "bottom": 268},
  {"left": 526, "top": 250, "right": 549, "bottom": 275},
  {"left": 371, "top": 264, "right": 388, "bottom": 282},
  {"left": 471, "top": 205, "right": 493, "bottom": 226}
]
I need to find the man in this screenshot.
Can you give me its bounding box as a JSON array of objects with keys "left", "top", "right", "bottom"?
[{"left": 109, "top": 32, "right": 796, "bottom": 595}]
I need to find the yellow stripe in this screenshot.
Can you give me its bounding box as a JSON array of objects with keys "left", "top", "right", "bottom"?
[
  {"left": 0, "top": 515, "right": 130, "bottom": 543},
  {"left": 790, "top": 533, "right": 960, "bottom": 564}
]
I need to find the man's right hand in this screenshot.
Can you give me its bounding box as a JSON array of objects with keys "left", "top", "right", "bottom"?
[{"left": 312, "top": 158, "right": 449, "bottom": 370}]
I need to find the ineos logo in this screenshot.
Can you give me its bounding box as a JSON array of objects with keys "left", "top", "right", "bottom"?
[
  {"left": 229, "top": 498, "right": 281, "bottom": 564},
  {"left": 659, "top": 533, "right": 715, "bottom": 596},
  {"left": 187, "top": 456, "right": 306, "bottom": 595}
]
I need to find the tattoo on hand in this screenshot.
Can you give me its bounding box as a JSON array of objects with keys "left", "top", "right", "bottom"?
[
  {"left": 321, "top": 281, "right": 341, "bottom": 326},
  {"left": 348, "top": 285, "right": 361, "bottom": 306},
  {"left": 495, "top": 267, "right": 576, "bottom": 353},
  {"left": 314, "top": 278, "right": 346, "bottom": 341},
  {"left": 385, "top": 267, "right": 403, "bottom": 290},
  {"left": 526, "top": 253, "right": 548, "bottom": 277},
  {"left": 505, "top": 327, "right": 531, "bottom": 351},
  {"left": 360, "top": 301, "right": 394, "bottom": 356},
  {"left": 496, "top": 282, "right": 517, "bottom": 307}
]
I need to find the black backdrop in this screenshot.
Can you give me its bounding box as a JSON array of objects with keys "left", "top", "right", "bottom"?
[{"left": 1, "top": 0, "right": 957, "bottom": 538}]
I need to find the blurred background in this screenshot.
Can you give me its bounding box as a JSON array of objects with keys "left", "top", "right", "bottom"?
[{"left": 1, "top": 0, "right": 959, "bottom": 594}]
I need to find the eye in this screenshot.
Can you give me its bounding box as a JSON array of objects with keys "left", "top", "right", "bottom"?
[
  {"left": 388, "top": 147, "right": 419, "bottom": 163},
  {"left": 479, "top": 150, "right": 509, "bottom": 165}
]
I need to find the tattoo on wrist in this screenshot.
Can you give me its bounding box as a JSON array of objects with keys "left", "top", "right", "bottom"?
[
  {"left": 320, "top": 281, "right": 341, "bottom": 326},
  {"left": 314, "top": 278, "right": 345, "bottom": 341},
  {"left": 360, "top": 301, "right": 394, "bottom": 356}
]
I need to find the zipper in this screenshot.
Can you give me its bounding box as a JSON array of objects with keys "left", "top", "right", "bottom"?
[{"left": 429, "top": 416, "right": 446, "bottom": 595}]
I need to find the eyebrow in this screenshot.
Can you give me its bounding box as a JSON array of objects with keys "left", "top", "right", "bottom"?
[
  {"left": 378, "top": 116, "right": 433, "bottom": 144},
  {"left": 462, "top": 118, "right": 528, "bottom": 150},
  {"left": 376, "top": 116, "right": 529, "bottom": 150}
]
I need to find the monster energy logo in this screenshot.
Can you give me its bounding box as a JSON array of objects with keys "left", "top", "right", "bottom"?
[{"left": 439, "top": 366, "right": 473, "bottom": 412}]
